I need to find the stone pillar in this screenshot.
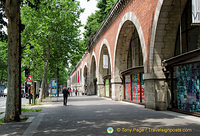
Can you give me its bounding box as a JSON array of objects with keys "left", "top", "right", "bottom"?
[
  {"left": 111, "top": 78, "right": 123, "bottom": 101},
  {"left": 87, "top": 75, "right": 93, "bottom": 95},
  {"left": 144, "top": 72, "right": 168, "bottom": 110},
  {"left": 97, "top": 83, "right": 104, "bottom": 97},
  {"left": 97, "top": 72, "right": 104, "bottom": 97}
]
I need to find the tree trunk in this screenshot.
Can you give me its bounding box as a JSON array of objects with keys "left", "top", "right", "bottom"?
[
  {"left": 4, "top": 1, "right": 20, "bottom": 122},
  {"left": 44, "top": 77, "right": 48, "bottom": 97},
  {"left": 39, "top": 60, "right": 48, "bottom": 101},
  {"left": 39, "top": 45, "right": 50, "bottom": 101}
]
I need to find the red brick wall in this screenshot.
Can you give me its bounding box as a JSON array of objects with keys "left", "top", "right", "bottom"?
[{"left": 72, "top": 0, "right": 158, "bottom": 77}]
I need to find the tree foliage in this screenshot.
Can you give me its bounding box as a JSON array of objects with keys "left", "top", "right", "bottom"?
[
  {"left": 83, "top": 0, "right": 117, "bottom": 48},
  {"left": 0, "top": 1, "right": 7, "bottom": 41},
  {"left": 1, "top": 0, "right": 42, "bottom": 122},
  {"left": 0, "top": 41, "right": 7, "bottom": 84},
  {"left": 0, "top": 0, "right": 84, "bottom": 122},
  {"left": 21, "top": 0, "right": 84, "bottom": 93}
]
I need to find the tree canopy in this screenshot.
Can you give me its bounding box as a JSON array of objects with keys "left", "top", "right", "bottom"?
[
  {"left": 83, "top": 0, "right": 117, "bottom": 48},
  {"left": 1, "top": 0, "right": 85, "bottom": 122},
  {"left": 0, "top": 0, "right": 117, "bottom": 122},
  {"left": 21, "top": 0, "right": 84, "bottom": 89}
]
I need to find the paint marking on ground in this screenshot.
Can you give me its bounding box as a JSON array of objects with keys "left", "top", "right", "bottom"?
[
  {"left": 26, "top": 117, "right": 35, "bottom": 123},
  {"left": 22, "top": 113, "right": 45, "bottom": 136}
]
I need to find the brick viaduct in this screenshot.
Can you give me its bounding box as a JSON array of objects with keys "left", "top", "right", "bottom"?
[{"left": 70, "top": 0, "right": 199, "bottom": 112}]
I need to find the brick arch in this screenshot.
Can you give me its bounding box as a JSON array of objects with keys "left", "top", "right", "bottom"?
[
  {"left": 98, "top": 39, "right": 112, "bottom": 83},
  {"left": 113, "top": 12, "right": 147, "bottom": 82},
  {"left": 89, "top": 52, "right": 97, "bottom": 95},
  {"left": 83, "top": 63, "right": 88, "bottom": 94},
  {"left": 147, "top": 0, "right": 188, "bottom": 110},
  {"left": 90, "top": 52, "right": 97, "bottom": 78},
  {"left": 149, "top": 0, "right": 187, "bottom": 75},
  {"left": 82, "top": 62, "right": 88, "bottom": 82},
  {"left": 98, "top": 39, "right": 112, "bottom": 97},
  {"left": 83, "top": 62, "right": 88, "bottom": 78}
]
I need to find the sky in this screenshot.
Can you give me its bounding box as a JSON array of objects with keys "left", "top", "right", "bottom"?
[
  {"left": 2, "top": 1, "right": 98, "bottom": 36},
  {"left": 78, "top": 0, "right": 98, "bottom": 37}
]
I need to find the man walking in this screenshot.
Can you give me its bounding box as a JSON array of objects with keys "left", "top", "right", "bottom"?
[{"left": 62, "top": 87, "right": 69, "bottom": 106}]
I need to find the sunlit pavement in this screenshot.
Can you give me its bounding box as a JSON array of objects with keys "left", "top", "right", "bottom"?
[
  {"left": 24, "top": 95, "right": 200, "bottom": 136},
  {"left": 1, "top": 95, "right": 200, "bottom": 136}
]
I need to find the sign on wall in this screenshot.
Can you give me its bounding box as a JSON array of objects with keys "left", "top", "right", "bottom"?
[
  {"left": 103, "top": 55, "right": 108, "bottom": 69},
  {"left": 192, "top": 0, "right": 200, "bottom": 24}
]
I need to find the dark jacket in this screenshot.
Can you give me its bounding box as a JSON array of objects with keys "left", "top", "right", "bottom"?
[{"left": 62, "top": 88, "right": 69, "bottom": 96}]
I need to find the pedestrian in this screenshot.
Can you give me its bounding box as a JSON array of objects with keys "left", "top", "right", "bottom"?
[
  {"left": 75, "top": 89, "right": 78, "bottom": 96},
  {"left": 62, "top": 87, "right": 69, "bottom": 106},
  {"left": 68, "top": 88, "right": 71, "bottom": 96}
]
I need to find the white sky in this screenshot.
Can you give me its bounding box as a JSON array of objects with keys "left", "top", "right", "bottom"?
[{"left": 78, "top": 0, "right": 98, "bottom": 37}]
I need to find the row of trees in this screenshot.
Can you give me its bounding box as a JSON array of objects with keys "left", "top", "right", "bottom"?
[
  {"left": 0, "top": 0, "right": 85, "bottom": 122},
  {"left": 21, "top": 0, "right": 85, "bottom": 100},
  {"left": 0, "top": 0, "right": 117, "bottom": 122}
]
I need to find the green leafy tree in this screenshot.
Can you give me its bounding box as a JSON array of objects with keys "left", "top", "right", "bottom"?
[
  {"left": 83, "top": 0, "right": 117, "bottom": 48},
  {"left": 0, "top": 0, "right": 39, "bottom": 122},
  {"left": 1, "top": 0, "right": 21, "bottom": 122},
  {"left": 21, "top": 0, "right": 84, "bottom": 99},
  {"left": 0, "top": 0, "right": 40, "bottom": 122},
  {"left": 0, "top": 41, "right": 7, "bottom": 84}
]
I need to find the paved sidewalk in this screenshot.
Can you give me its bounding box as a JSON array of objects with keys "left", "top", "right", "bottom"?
[
  {"left": 0, "top": 96, "right": 58, "bottom": 136},
  {"left": 0, "top": 95, "right": 200, "bottom": 136}
]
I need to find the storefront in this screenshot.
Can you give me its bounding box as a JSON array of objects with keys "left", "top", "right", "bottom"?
[
  {"left": 119, "top": 25, "right": 145, "bottom": 104},
  {"left": 175, "top": 62, "right": 200, "bottom": 113},
  {"left": 163, "top": 0, "right": 200, "bottom": 115},
  {"left": 164, "top": 49, "right": 200, "bottom": 114},
  {"left": 122, "top": 66, "right": 145, "bottom": 104}
]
